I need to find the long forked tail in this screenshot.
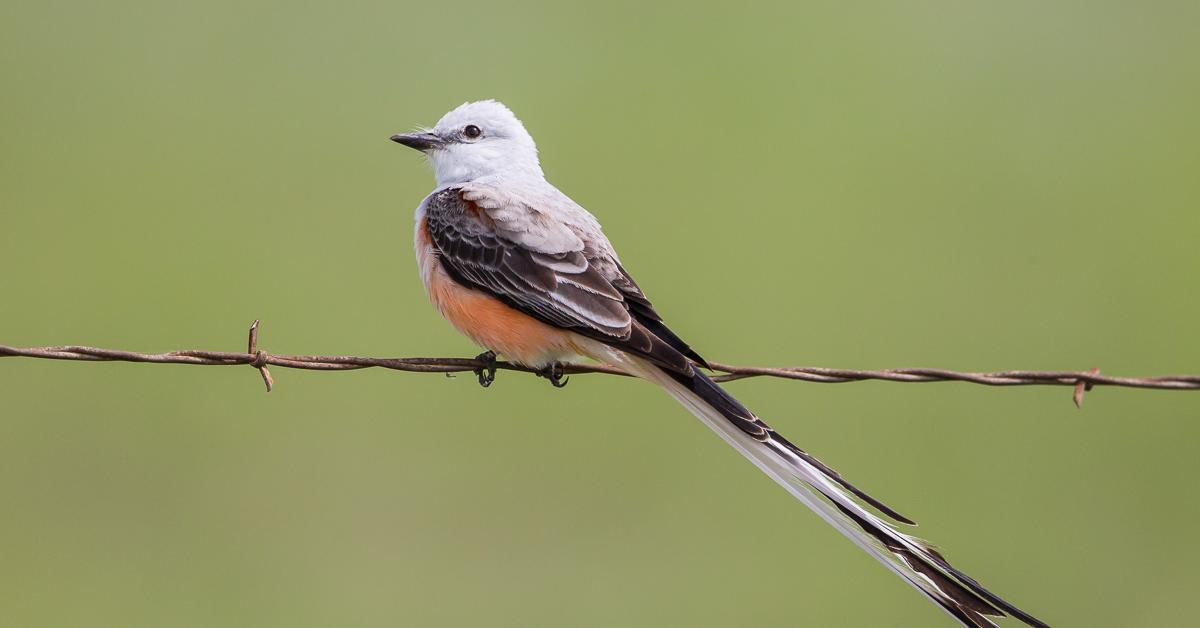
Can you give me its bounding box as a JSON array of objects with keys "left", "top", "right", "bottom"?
[{"left": 612, "top": 353, "right": 1049, "bottom": 628}]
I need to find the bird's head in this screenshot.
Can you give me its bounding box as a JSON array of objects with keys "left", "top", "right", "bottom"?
[{"left": 391, "top": 100, "right": 543, "bottom": 186}]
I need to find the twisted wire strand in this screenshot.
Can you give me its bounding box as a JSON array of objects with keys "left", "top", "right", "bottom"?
[{"left": 3, "top": 321, "right": 1196, "bottom": 406}]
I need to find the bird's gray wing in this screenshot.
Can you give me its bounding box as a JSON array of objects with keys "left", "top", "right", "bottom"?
[
  {"left": 423, "top": 188, "right": 694, "bottom": 373},
  {"left": 424, "top": 188, "right": 630, "bottom": 337}
]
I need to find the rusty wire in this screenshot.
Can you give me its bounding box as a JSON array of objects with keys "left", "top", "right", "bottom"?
[{"left": 2, "top": 321, "right": 1197, "bottom": 407}]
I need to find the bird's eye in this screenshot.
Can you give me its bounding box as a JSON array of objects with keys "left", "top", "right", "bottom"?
[{"left": 463, "top": 124, "right": 482, "bottom": 139}]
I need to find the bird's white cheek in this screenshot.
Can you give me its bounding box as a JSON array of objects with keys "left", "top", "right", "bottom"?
[
  {"left": 429, "top": 148, "right": 472, "bottom": 186},
  {"left": 431, "top": 145, "right": 512, "bottom": 186}
]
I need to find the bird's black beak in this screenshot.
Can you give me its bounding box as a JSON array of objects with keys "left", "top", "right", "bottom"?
[{"left": 390, "top": 132, "right": 445, "bottom": 151}]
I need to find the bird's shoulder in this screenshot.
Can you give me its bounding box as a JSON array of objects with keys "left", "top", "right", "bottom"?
[{"left": 423, "top": 180, "right": 609, "bottom": 259}]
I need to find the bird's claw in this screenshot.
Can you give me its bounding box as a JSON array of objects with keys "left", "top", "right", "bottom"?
[
  {"left": 473, "top": 351, "right": 497, "bottom": 388},
  {"left": 537, "top": 362, "right": 570, "bottom": 388}
]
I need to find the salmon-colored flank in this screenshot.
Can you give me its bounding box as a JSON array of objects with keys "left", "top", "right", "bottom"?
[{"left": 416, "top": 217, "right": 581, "bottom": 368}]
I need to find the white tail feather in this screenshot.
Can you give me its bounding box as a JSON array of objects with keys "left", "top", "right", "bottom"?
[{"left": 604, "top": 351, "right": 1019, "bottom": 627}]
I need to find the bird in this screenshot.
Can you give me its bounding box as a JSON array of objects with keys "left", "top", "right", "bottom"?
[{"left": 390, "top": 100, "right": 1048, "bottom": 627}]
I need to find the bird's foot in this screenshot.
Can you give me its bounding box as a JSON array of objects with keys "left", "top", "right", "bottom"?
[
  {"left": 473, "top": 351, "right": 497, "bottom": 388},
  {"left": 536, "top": 362, "right": 570, "bottom": 388}
]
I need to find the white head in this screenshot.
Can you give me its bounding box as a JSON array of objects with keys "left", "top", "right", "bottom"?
[{"left": 391, "top": 100, "right": 543, "bottom": 186}]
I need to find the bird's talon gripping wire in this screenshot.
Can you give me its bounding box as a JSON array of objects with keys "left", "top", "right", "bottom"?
[
  {"left": 537, "top": 362, "right": 569, "bottom": 388},
  {"left": 473, "top": 351, "right": 497, "bottom": 388}
]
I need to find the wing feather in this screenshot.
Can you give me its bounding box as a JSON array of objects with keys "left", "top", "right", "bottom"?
[{"left": 425, "top": 188, "right": 630, "bottom": 338}]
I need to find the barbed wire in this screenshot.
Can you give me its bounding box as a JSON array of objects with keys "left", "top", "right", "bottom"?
[{"left": 2, "top": 321, "right": 1197, "bottom": 407}]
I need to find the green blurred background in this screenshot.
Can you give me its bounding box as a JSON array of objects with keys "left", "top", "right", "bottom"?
[{"left": 2, "top": 2, "right": 1197, "bottom": 626}]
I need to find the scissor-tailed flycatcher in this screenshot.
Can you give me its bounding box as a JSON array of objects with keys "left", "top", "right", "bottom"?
[{"left": 391, "top": 100, "right": 1048, "bottom": 627}]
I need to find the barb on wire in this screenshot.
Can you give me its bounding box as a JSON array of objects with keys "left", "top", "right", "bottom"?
[
  {"left": 247, "top": 319, "right": 274, "bottom": 392},
  {"left": 2, "top": 321, "right": 1197, "bottom": 407}
]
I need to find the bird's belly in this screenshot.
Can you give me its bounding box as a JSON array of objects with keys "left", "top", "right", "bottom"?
[{"left": 415, "top": 218, "right": 581, "bottom": 368}]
